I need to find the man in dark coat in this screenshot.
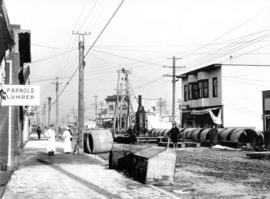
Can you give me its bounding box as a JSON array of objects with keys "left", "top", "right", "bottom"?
[
  {"left": 37, "top": 126, "right": 42, "bottom": 140},
  {"left": 127, "top": 123, "right": 136, "bottom": 144},
  {"left": 169, "top": 122, "right": 180, "bottom": 149}
]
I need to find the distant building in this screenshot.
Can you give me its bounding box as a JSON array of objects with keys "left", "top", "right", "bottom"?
[
  {"left": 263, "top": 90, "right": 270, "bottom": 132},
  {"left": 103, "top": 95, "right": 129, "bottom": 128},
  {"left": 178, "top": 64, "right": 264, "bottom": 130},
  {"left": 105, "top": 95, "right": 117, "bottom": 119},
  {"left": 105, "top": 95, "right": 128, "bottom": 118}
]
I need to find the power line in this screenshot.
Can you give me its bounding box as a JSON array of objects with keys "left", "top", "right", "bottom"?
[
  {"left": 31, "top": 49, "right": 76, "bottom": 64},
  {"left": 91, "top": 48, "right": 163, "bottom": 67},
  {"left": 133, "top": 76, "right": 163, "bottom": 90},
  {"left": 222, "top": 64, "right": 270, "bottom": 67},
  {"left": 220, "top": 42, "right": 270, "bottom": 64},
  {"left": 84, "top": 0, "right": 125, "bottom": 58},
  {"left": 87, "top": 0, "right": 106, "bottom": 32},
  {"left": 180, "top": 13, "right": 261, "bottom": 61},
  {"left": 57, "top": 0, "right": 125, "bottom": 99},
  {"left": 31, "top": 76, "right": 66, "bottom": 83},
  {"left": 194, "top": 33, "right": 270, "bottom": 66},
  {"left": 32, "top": 43, "right": 68, "bottom": 50},
  {"left": 124, "top": 29, "right": 270, "bottom": 69},
  {"left": 78, "top": 0, "right": 98, "bottom": 31},
  {"left": 185, "top": 32, "right": 270, "bottom": 70}
]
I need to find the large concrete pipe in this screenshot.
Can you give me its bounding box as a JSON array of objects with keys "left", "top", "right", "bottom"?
[
  {"left": 84, "top": 129, "right": 113, "bottom": 154},
  {"left": 191, "top": 128, "right": 203, "bottom": 142},
  {"left": 83, "top": 133, "right": 91, "bottom": 153},
  {"left": 200, "top": 128, "right": 218, "bottom": 145}
]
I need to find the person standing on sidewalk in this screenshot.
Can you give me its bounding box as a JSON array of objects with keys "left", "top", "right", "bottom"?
[
  {"left": 168, "top": 122, "right": 180, "bottom": 149},
  {"left": 62, "top": 127, "right": 72, "bottom": 154},
  {"left": 45, "top": 124, "right": 56, "bottom": 156},
  {"left": 36, "top": 126, "right": 42, "bottom": 140}
]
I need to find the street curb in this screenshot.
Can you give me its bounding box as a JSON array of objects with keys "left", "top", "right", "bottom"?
[{"left": 82, "top": 153, "right": 107, "bottom": 164}]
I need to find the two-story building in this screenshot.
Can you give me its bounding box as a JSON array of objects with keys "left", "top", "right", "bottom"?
[
  {"left": 263, "top": 90, "right": 270, "bottom": 132},
  {"left": 178, "top": 64, "right": 266, "bottom": 130}
]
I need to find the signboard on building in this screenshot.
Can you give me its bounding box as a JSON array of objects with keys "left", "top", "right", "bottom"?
[{"left": 2, "top": 85, "right": 40, "bottom": 106}]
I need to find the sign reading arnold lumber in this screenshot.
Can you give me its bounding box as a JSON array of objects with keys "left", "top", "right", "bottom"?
[{"left": 2, "top": 85, "right": 40, "bottom": 106}]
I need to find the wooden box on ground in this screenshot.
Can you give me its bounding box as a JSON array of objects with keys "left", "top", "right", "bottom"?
[
  {"left": 133, "top": 146, "right": 176, "bottom": 185},
  {"left": 109, "top": 150, "right": 133, "bottom": 171}
]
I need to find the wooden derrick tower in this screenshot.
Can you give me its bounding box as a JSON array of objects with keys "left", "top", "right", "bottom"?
[{"left": 113, "top": 68, "right": 134, "bottom": 134}]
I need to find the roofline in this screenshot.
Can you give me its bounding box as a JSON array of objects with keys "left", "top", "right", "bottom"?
[{"left": 177, "top": 63, "right": 222, "bottom": 78}]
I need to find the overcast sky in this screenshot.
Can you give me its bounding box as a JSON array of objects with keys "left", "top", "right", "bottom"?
[{"left": 5, "top": 0, "right": 270, "bottom": 122}]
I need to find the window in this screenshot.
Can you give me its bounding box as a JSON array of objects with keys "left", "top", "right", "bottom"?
[
  {"left": 188, "top": 84, "right": 192, "bottom": 100},
  {"left": 198, "top": 80, "right": 208, "bottom": 98},
  {"left": 199, "top": 79, "right": 209, "bottom": 98},
  {"left": 198, "top": 81, "right": 203, "bottom": 98},
  {"left": 109, "top": 105, "right": 114, "bottom": 111},
  {"left": 184, "top": 85, "right": 188, "bottom": 101},
  {"left": 187, "top": 82, "right": 199, "bottom": 100},
  {"left": 212, "top": 77, "right": 218, "bottom": 97},
  {"left": 192, "top": 83, "right": 199, "bottom": 99},
  {"left": 265, "top": 98, "right": 270, "bottom": 111}
]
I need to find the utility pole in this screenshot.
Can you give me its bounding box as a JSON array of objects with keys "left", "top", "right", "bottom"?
[
  {"left": 42, "top": 103, "right": 46, "bottom": 129},
  {"left": 72, "top": 31, "right": 90, "bottom": 153},
  {"left": 47, "top": 97, "right": 52, "bottom": 127},
  {"left": 164, "top": 56, "right": 185, "bottom": 125},
  {"left": 72, "top": 107, "right": 75, "bottom": 124},
  {"left": 93, "top": 95, "right": 98, "bottom": 121},
  {"left": 36, "top": 111, "right": 40, "bottom": 127},
  {"left": 100, "top": 102, "right": 104, "bottom": 125},
  {"left": 54, "top": 77, "right": 61, "bottom": 132},
  {"left": 159, "top": 97, "right": 162, "bottom": 117}
]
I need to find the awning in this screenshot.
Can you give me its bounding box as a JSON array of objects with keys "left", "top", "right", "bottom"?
[
  {"left": 191, "top": 108, "right": 222, "bottom": 125},
  {"left": 191, "top": 107, "right": 219, "bottom": 115},
  {"left": 0, "top": 0, "right": 14, "bottom": 62}
]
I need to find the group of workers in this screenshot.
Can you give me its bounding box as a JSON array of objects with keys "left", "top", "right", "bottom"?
[{"left": 36, "top": 125, "right": 73, "bottom": 156}]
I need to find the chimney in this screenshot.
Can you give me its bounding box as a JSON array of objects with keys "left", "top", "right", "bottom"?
[{"left": 138, "top": 95, "right": 142, "bottom": 106}]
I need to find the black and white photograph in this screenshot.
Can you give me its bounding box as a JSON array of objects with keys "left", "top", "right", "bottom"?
[{"left": 1, "top": 0, "right": 270, "bottom": 198}]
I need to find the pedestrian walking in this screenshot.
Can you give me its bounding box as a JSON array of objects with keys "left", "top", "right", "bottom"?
[
  {"left": 168, "top": 122, "right": 180, "bottom": 149},
  {"left": 62, "top": 127, "right": 72, "bottom": 154},
  {"left": 36, "top": 126, "right": 42, "bottom": 140},
  {"left": 44, "top": 124, "right": 56, "bottom": 156}
]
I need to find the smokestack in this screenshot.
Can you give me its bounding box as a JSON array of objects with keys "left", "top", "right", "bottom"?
[{"left": 138, "top": 95, "right": 142, "bottom": 106}]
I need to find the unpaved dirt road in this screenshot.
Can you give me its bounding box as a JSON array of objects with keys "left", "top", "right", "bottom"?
[
  {"left": 164, "top": 147, "right": 270, "bottom": 198},
  {"left": 101, "top": 144, "right": 270, "bottom": 198}
]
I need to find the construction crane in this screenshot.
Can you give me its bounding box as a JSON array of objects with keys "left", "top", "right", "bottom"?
[{"left": 113, "top": 68, "right": 135, "bottom": 134}]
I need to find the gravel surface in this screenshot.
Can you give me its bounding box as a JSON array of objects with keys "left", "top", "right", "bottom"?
[{"left": 107, "top": 143, "right": 270, "bottom": 198}]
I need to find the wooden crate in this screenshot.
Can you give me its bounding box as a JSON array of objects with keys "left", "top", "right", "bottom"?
[{"left": 133, "top": 146, "right": 176, "bottom": 185}]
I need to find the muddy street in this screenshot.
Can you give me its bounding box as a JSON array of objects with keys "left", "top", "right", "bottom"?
[{"left": 168, "top": 147, "right": 270, "bottom": 198}]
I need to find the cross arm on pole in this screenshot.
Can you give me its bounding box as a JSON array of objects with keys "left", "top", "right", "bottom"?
[{"left": 163, "top": 65, "right": 186, "bottom": 68}]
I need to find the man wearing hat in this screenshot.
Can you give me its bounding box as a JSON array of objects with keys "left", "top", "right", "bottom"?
[{"left": 169, "top": 122, "right": 180, "bottom": 149}]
